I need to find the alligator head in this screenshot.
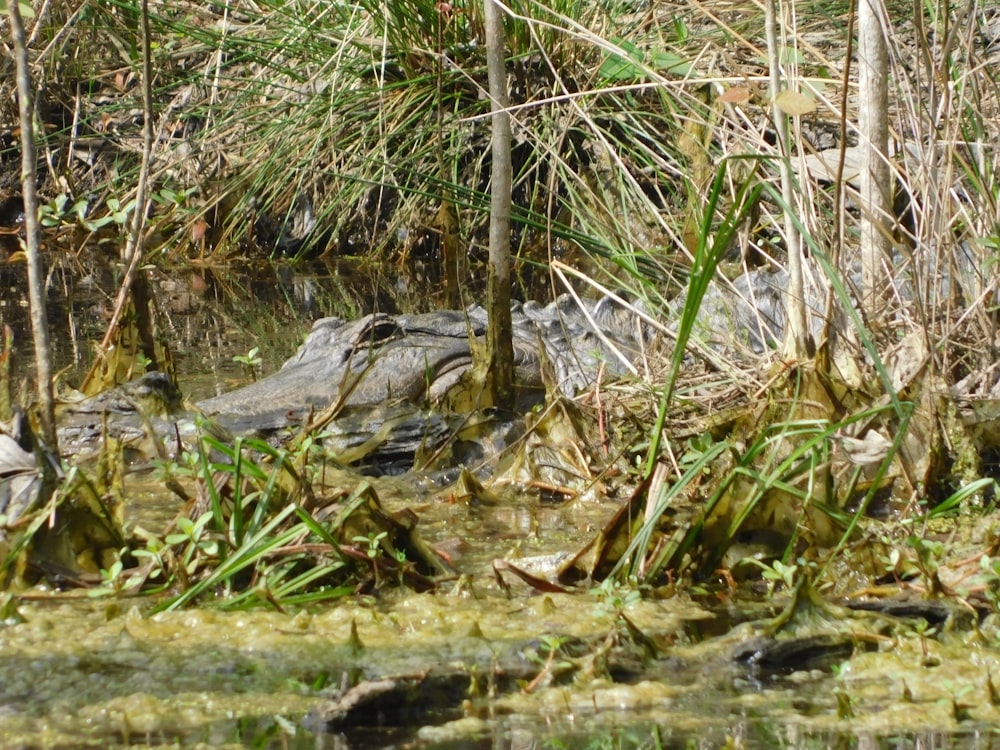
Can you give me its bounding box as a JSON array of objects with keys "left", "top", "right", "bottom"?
[{"left": 196, "top": 311, "right": 485, "bottom": 431}]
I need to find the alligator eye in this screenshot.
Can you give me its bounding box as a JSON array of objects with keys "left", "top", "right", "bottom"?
[{"left": 354, "top": 314, "right": 401, "bottom": 346}]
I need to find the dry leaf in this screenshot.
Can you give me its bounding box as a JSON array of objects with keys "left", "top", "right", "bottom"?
[
  {"left": 719, "top": 86, "right": 751, "bottom": 104},
  {"left": 774, "top": 89, "right": 816, "bottom": 116}
]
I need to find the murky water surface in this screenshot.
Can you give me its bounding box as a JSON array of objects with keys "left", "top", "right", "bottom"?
[{"left": 3, "top": 259, "right": 1000, "bottom": 748}]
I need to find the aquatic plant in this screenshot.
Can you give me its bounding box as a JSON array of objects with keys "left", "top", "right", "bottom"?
[{"left": 134, "top": 428, "right": 448, "bottom": 610}]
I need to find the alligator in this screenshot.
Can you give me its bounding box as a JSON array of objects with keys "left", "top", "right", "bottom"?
[
  {"left": 3, "top": 262, "right": 866, "bottom": 525},
  {"left": 96, "top": 243, "right": 983, "bottom": 449},
  {"left": 49, "top": 295, "right": 650, "bottom": 474},
  {"left": 45, "top": 265, "right": 809, "bottom": 476},
  {"left": 26, "top": 257, "right": 845, "bottom": 486}
]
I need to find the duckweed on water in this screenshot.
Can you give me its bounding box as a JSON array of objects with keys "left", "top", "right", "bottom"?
[{"left": 4, "top": 588, "right": 1000, "bottom": 747}]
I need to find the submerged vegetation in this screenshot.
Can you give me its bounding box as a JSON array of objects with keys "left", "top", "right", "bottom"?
[{"left": 3, "top": 0, "right": 1000, "bottom": 743}]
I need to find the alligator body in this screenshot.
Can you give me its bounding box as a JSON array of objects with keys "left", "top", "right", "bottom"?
[
  {"left": 7, "top": 267, "right": 818, "bottom": 513},
  {"left": 50, "top": 265, "right": 810, "bottom": 475},
  {"left": 49, "top": 296, "right": 647, "bottom": 474},
  {"left": 31, "top": 245, "right": 989, "bottom": 474},
  {"left": 49, "top": 268, "right": 804, "bottom": 476}
]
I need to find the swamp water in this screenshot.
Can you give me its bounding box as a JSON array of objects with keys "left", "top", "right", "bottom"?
[{"left": 2, "top": 260, "right": 1000, "bottom": 748}]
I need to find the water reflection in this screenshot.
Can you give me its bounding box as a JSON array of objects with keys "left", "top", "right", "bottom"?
[
  {"left": 0, "top": 255, "right": 458, "bottom": 402},
  {"left": 1, "top": 251, "right": 564, "bottom": 404}
]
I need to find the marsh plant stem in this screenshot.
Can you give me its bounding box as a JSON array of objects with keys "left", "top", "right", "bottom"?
[
  {"left": 7, "top": 0, "right": 57, "bottom": 449},
  {"left": 95, "top": 0, "right": 156, "bottom": 362},
  {"left": 485, "top": 0, "right": 515, "bottom": 410},
  {"left": 858, "top": 0, "right": 892, "bottom": 310},
  {"left": 765, "top": 0, "right": 810, "bottom": 359}
]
